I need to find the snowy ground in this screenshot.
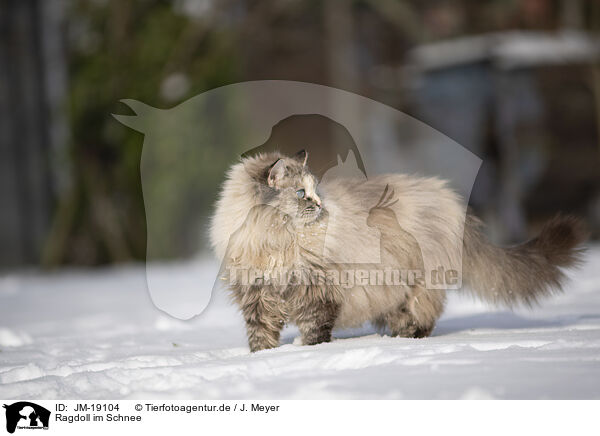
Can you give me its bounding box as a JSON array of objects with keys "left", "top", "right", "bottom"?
[{"left": 1, "top": 247, "right": 599, "bottom": 400}]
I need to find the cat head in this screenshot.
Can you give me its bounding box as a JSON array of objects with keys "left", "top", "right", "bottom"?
[{"left": 244, "top": 150, "right": 323, "bottom": 226}]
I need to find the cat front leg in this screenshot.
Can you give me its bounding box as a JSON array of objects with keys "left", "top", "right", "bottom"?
[
  {"left": 294, "top": 299, "right": 340, "bottom": 346},
  {"left": 240, "top": 286, "right": 286, "bottom": 352}
]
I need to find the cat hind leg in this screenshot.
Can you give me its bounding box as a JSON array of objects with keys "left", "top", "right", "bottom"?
[{"left": 373, "top": 288, "right": 445, "bottom": 338}]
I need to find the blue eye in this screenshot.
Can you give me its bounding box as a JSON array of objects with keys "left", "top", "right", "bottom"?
[{"left": 296, "top": 189, "right": 305, "bottom": 199}]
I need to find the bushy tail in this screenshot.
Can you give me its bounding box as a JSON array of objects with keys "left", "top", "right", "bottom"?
[{"left": 462, "top": 215, "right": 588, "bottom": 307}]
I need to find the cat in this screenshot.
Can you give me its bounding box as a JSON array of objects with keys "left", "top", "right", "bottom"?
[{"left": 210, "top": 150, "right": 587, "bottom": 352}]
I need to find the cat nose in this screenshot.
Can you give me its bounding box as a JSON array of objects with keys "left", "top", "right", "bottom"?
[{"left": 307, "top": 196, "right": 321, "bottom": 208}]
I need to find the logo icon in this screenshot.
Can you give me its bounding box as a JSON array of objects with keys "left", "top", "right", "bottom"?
[
  {"left": 113, "top": 80, "right": 481, "bottom": 319},
  {"left": 3, "top": 402, "right": 50, "bottom": 434}
]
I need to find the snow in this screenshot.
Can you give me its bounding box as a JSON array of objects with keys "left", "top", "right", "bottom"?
[
  {"left": 0, "top": 328, "right": 32, "bottom": 348},
  {"left": 406, "top": 31, "right": 600, "bottom": 72},
  {"left": 1, "top": 247, "right": 600, "bottom": 400}
]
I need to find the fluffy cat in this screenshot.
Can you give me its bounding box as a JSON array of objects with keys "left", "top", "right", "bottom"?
[{"left": 210, "top": 150, "right": 587, "bottom": 352}]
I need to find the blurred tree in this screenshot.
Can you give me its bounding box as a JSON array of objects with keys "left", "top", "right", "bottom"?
[{"left": 43, "top": 0, "right": 239, "bottom": 266}]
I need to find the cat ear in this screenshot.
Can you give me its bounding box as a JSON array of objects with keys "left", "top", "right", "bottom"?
[
  {"left": 267, "top": 159, "right": 286, "bottom": 187},
  {"left": 294, "top": 149, "right": 308, "bottom": 167}
]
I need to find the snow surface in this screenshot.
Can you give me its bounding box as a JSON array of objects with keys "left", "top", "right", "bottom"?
[
  {"left": 1, "top": 247, "right": 600, "bottom": 400},
  {"left": 407, "top": 31, "right": 600, "bottom": 72}
]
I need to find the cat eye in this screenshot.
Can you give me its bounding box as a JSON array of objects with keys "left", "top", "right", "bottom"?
[{"left": 296, "top": 189, "right": 305, "bottom": 199}]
